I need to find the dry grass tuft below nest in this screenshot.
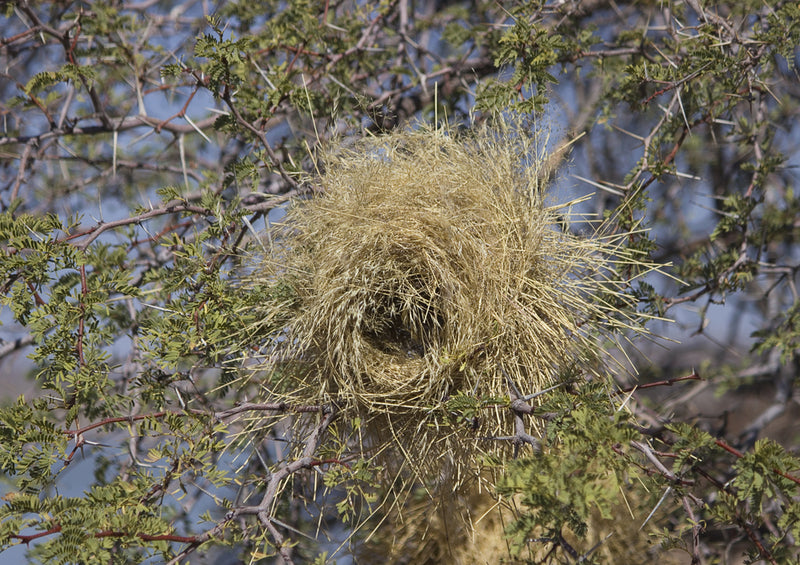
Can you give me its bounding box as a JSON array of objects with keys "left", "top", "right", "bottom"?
[{"left": 251, "top": 120, "right": 655, "bottom": 479}]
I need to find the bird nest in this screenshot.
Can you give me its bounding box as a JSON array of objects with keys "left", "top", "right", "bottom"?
[{"left": 248, "top": 121, "right": 654, "bottom": 479}]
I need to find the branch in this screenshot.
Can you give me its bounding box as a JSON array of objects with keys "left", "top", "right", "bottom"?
[
  {"left": 219, "top": 90, "right": 300, "bottom": 191},
  {"left": 63, "top": 402, "right": 329, "bottom": 439},
  {"left": 501, "top": 366, "right": 543, "bottom": 453},
  {"left": 682, "top": 496, "right": 702, "bottom": 565},
  {"left": 214, "top": 401, "right": 328, "bottom": 420},
  {"left": 167, "top": 407, "right": 338, "bottom": 565},
  {"left": 614, "top": 371, "right": 701, "bottom": 395},
  {"left": 15, "top": 405, "right": 338, "bottom": 558},
  {"left": 714, "top": 438, "right": 800, "bottom": 488},
  {"left": 630, "top": 440, "right": 692, "bottom": 485},
  {"left": 614, "top": 442, "right": 695, "bottom": 486},
  {"left": 0, "top": 115, "right": 218, "bottom": 147},
  {"left": 63, "top": 200, "right": 214, "bottom": 250},
  {"left": 0, "top": 335, "right": 35, "bottom": 361},
  {"left": 11, "top": 523, "right": 198, "bottom": 546}
]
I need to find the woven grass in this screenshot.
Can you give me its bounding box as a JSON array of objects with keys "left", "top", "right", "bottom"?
[
  {"left": 250, "top": 120, "right": 654, "bottom": 480},
  {"left": 358, "top": 481, "right": 683, "bottom": 565}
]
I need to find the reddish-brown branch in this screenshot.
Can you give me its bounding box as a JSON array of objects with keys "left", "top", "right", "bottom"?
[
  {"left": 62, "top": 403, "right": 328, "bottom": 438},
  {"left": 96, "top": 530, "right": 197, "bottom": 543},
  {"left": 715, "top": 438, "right": 744, "bottom": 458},
  {"left": 0, "top": 27, "right": 39, "bottom": 46},
  {"left": 685, "top": 442, "right": 782, "bottom": 565},
  {"left": 310, "top": 458, "right": 351, "bottom": 469},
  {"left": 128, "top": 220, "right": 194, "bottom": 249},
  {"left": 155, "top": 85, "right": 201, "bottom": 133},
  {"left": 11, "top": 524, "right": 198, "bottom": 546},
  {"left": 68, "top": 23, "right": 81, "bottom": 64},
  {"left": 26, "top": 93, "right": 56, "bottom": 128},
  {"left": 740, "top": 519, "right": 778, "bottom": 565},
  {"left": 643, "top": 82, "right": 679, "bottom": 106},
  {"left": 615, "top": 371, "right": 700, "bottom": 395},
  {"left": 662, "top": 285, "right": 711, "bottom": 308},
  {"left": 25, "top": 279, "right": 47, "bottom": 307},
  {"left": 0, "top": 115, "right": 218, "bottom": 148},
  {"left": 62, "top": 200, "right": 213, "bottom": 250},
  {"left": 284, "top": 43, "right": 304, "bottom": 76},
  {"left": 63, "top": 411, "right": 171, "bottom": 437},
  {"left": 12, "top": 525, "right": 61, "bottom": 545},
  {"left": 715, "top": 438, "right": 800, "bottom": 488},
  {"left": 140, "top": 458, "right": 181, "bottom": 504},
  {"left": 771, "top": 467, "right": 800, "bottom": 488}
]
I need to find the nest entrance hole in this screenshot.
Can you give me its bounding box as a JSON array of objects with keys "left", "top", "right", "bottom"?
[{"left": 360, "top": 285, "right": 445, "bottom": 360}]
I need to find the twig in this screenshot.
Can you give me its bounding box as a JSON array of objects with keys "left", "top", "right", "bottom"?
[
  {"left": 172, "top": 407, "right": 339, "bottom": 565},
  {"left": 714, "top": 438, "right": 800, "bottom": 488},
  {"left": 17, "top": 404, "right": 337, "bottom": 560},
  {"left": 65, "top": 200, "right": 213, "bottom": 250},
  {"left": 631, "top": 440, "right": 681, "bottom": 482},
  {"left": 0, "top": 115, "right": 218, "bottom": 147},
  {"left": 216, "top": 74, "right": 300, "bottom": 190},
  {"left": 682, "top": 495, "right": 702, "bottom": 564},
  {"left": 11, "top": 524, "right": 198, "bottom": 546},
  {"left": 614, "top": 371, "right": 701, "bottom": 395},
  {"left": 63, "top": 403, "right": 328, "bottom": 439}
]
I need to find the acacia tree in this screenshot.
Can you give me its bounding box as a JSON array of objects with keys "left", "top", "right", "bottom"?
[{"left": 1, "top": 1, "right": 799, "bottom": 564}]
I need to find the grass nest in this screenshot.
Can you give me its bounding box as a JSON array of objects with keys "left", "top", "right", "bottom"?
[{"left": 250, "top": 120, "right": 654, "bottom": 480}]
